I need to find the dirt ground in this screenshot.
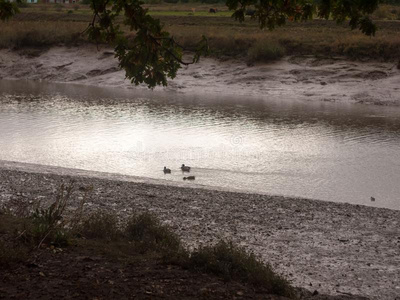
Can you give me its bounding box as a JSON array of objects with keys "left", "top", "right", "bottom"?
[
  {"left": 0, "top": 46, "right": 399, "bottom": 106},
  {"left": 0, "top": 237, "right": 370, "bottom": 300},
  {"left": 0, "top": 243, "right": 288, "bottom": 300}
]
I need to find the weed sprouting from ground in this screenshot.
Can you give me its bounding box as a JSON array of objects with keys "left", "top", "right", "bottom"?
[
  {"left": 26, "top": 182, "right": 92, "bottom": 247},
  {"left": 30, "top": 182, "right": 73, "bottom": 247}
]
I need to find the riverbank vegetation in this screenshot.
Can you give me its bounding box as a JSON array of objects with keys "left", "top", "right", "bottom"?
[
  {"left": 1, "top": 3, "right": 400, "bottom": 63},
  {"left": 0, "top": 183, "right": 295, "bottom": 299}
]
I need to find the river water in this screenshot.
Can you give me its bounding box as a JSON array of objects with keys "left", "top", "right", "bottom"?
[{"left": 0, "top": 80, "right": 399, "bottom": 210}]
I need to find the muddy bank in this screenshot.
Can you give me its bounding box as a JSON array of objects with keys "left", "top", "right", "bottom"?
[
  {"left": 0, "top": 160, "right": 399, "bottom": 300},
  {"left": 0, "top": 46, "right": 399, "bottom": 106}
]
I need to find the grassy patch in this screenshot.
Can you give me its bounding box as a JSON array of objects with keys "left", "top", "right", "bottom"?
[
  {"left": 247, "top": 40, "right": 286, "bottom": 63},
  {"left": 77, "top": 211, "right": 121, "bottom": 241},
  {"left": 188, "top": 240, "right": 295, "bottom": 297},
  {"left": 124, "top": 212, "right": 188, "bottom": 264},
  {"left": 0, "top": 20, "right": 86, "bottom": 49}
]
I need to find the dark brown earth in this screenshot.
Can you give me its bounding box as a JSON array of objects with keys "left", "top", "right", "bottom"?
[
  {"left": 0, "top": 244, "right": 284, "bottom": 300},
  {"left": 0, "top": 216, "right": 366, "bottom": 300}
]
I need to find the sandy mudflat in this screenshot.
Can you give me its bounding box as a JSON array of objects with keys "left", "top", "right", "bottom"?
[
  {"left": 0, "top": 46, "right": 400, "bottom": 106},
  {"left": 0, "top": 161, "right": 399, "bottom": 300}
]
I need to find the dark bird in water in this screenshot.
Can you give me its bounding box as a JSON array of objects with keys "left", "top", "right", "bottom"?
[
  {"left": 181, "top": 164, "right": 191, "bottom": 172},
  {"left": 163, "top": 167, "right": 171, "bottom": 174},
  {"left": 370, "top": 196, "right": 375, "bottom": 202},
  {"left": 183, "top": 176, "right": 195, "bottom": 180}
]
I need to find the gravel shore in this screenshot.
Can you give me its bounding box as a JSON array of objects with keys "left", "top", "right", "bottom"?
[{"left": 0, "top": 160, "right": 399, "bottom": 299}]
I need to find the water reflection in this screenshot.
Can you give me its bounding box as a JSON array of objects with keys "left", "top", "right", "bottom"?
[{"left": 0, "top": 80, "right": 399, "bottom": 210}]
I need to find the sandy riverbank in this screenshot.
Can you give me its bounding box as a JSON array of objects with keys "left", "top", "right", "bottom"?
[
  {"left": 0, "top": 161, "right": 399, "bottom": 299},
  {"left": 0, "top": 46, "right": 399, "bottom": 106}
]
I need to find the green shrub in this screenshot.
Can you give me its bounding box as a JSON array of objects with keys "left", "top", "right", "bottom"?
[
  {"left": 124, "top": 212, "right": 187, "bottom": 262},
  {"left": 78, "top": 211, "right": 120, "bottom": 241},
  {"left": 188, "top": 240, "right": 295, "bottom": 297},
  {"left": 247, "top": 40, "right": 286, "bottom": 63}
]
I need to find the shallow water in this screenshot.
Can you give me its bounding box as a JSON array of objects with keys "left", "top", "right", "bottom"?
[{"left": 0, "top": 80, "right": 399, "bottom": 210}]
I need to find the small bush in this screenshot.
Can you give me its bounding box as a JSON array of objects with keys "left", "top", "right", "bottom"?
[
  {"left": 78, "top": 211, "right": 120, "bottom": 241},
  {"left": 67, "top": 10, "right": 73, "bottom": 14},
  {"left": 124, "top": 212, "right": 187, "bottom": 262},
  {"left": 247, "top": 40, "right": 286, "bottom": 63},
  {"left": 188, "top": 241, "right": 295, "bottom": 297}
]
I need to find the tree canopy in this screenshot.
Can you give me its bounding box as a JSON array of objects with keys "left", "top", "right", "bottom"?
[{"left": 1, "top": 0, "right": 380, "bottom": 88}]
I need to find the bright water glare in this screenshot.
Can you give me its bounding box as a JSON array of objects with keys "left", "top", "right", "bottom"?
[{"left": 0, "top": 80, "right": 399, "bottom": 210}]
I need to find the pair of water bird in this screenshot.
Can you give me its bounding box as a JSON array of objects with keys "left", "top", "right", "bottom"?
[
  {"left": 163, "top": 164, "right": 191, "bottom": 173},
  {"left": 163, "top": 164, "right": 195, "bottom": 180}
]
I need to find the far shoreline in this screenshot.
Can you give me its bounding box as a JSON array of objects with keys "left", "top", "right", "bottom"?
[
  {"left": 1, "top": 45, "right": 400, "bottom": 107},
  {"left": 1, "top": 160, "right": 399, "bottom": 299},
  {"left": 0, "top": 159, "right": 397, "bottom": 212}
]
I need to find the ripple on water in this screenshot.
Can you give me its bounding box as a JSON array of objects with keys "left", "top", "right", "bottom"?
[{"left": 1, "top": 80, "right": 400, "bottom": 210}]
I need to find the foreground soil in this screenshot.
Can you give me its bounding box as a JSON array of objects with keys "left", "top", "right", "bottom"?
[
  {"left": 0, "top": 239, "right": 285, "bottom": 300},
  {"left": 0, "top": 233, "right": 368, "bottom": 300},
  {"left": 0, "top": 161, "right": 399, "bottom": 299},
  {"left": 0, "top": 46, "right": 399, "bottom": 106}
]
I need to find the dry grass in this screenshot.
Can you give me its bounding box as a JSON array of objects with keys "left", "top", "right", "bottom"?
[
  {"left": 166, "top": 20, "right": 400, "bottom": 60},
  {"left": 0, "top": 20, "right": 87, "bottom": 49},
  {"left": 1, "top": 3, "right": 400, "bottom": 60},
  {"left": 372, "top": 4, "right": 400, "bottom": 20},
  {"left": 188, "top": 240, "right": 295, "bottom": 297}
]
